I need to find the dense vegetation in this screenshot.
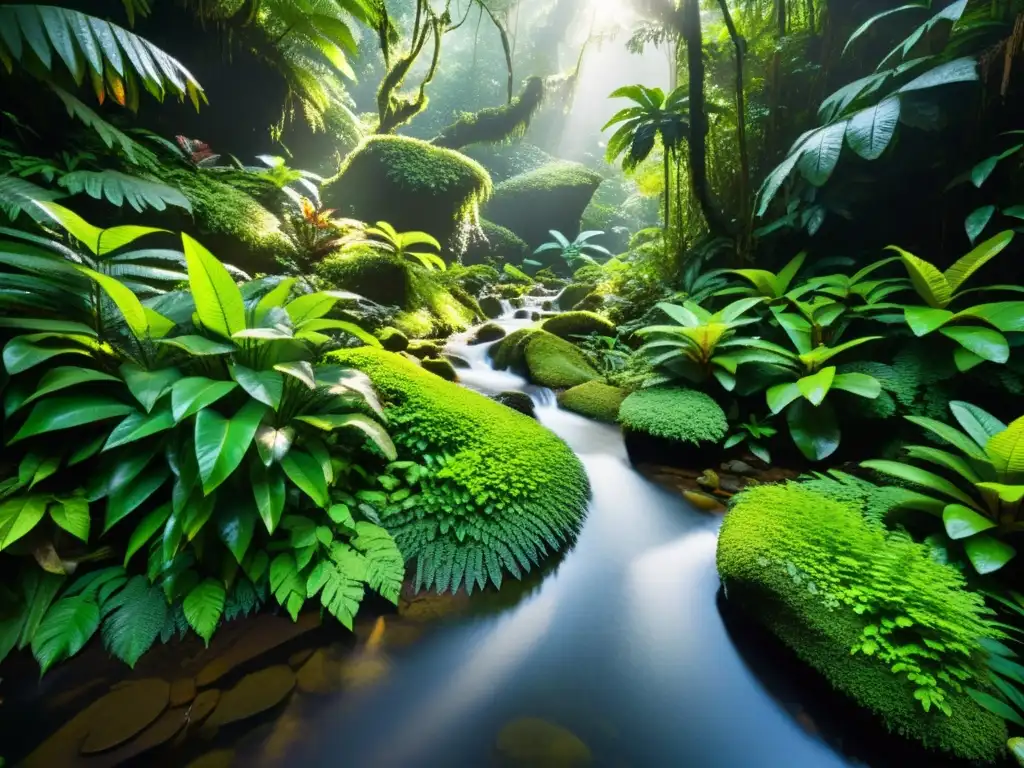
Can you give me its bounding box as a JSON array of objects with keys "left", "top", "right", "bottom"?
[{"left": 3, "top": 0, "right": 1024, "bottom": 764}]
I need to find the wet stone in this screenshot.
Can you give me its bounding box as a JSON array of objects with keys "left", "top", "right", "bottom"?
[
  {"left": 194, "top": 613, "right": 320, "bottom": 687},
  {"left": 288, "top": 648, "right": 316, "bottom": 669},
  {"left": 185, "top": 749, "right": 235, "bottom": 768},
  {"left": 296, "top": 649, "right": 341, "bottom": 694},
  {"left": 204, "top": 665, "right": 296, "bottom": 729},
  {"left": 169, "top": 677, "right": 197, "bottom": 706},
  {"left": 81, "top": 707, "right": 187, "bottom": 767},
  {"left": 79, "top": 678, "right": 171, "bottom": 754}
]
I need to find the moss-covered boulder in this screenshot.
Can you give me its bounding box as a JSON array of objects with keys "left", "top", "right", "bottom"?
[
  {"left": 619, "top": 387, "right": 727, "bottom": 466},
  {"left": 469, "top": 323, "right": 507, "bottom": 345},
  {"left": 557, "top": 382, "right": 628, "bottom": 423},
  {"left": 574, "top": 293, "right": 605, "bottom": 313},
  {"left": 421, "top": 357, "right": 459, "bottom": 381},
  {"left": 484, "top": 162, "right": 604, "bottom": 253},
  {"left": 376, "top": 327, "right": 409, "bottom": 352},
  {"left": 407, "top": 340, "right": 443, "bottom": 360},
  {"left": 717, "top": 483, "right": 1006, "bottom": 762},
  {"left": 329, "top": 349, "right": 590, "bottom": 593},
  {"left": 322, "top": 135, "right": 492, "bottom": 252},
  {"left": 462, "top": 220, "right": 530, "bottom": 267},
  {"left": 493, "top": 391, "right": 536, "bottom": 419},
  {"left": 524, "top": 332, "right": 600, "bottom": 389},
  {"left": 170, "top": 168, "right": 295, "bottom": 275},
  {"left": 462, "top": 142, "right": 557, "bottom": 184},
  {"left": 541, "top": 311, "right": 615, "bottom": 340},
  {"left": 491, "top": 328, "right": 540, "bottom": 372},
  {"left": 559, "top": 283, "right": 596, "bottom": 311},
  {"left": 480, "top": 296, "right": 504, "bottom": 319}
]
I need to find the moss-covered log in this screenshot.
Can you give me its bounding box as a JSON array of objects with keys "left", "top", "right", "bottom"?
[
  {"left": 432, "top": 77, "right": 546, "bottom": 150},
  {"left": 483, "top": 161, "right": 603, "bottom": 252},
  {"left": 321, "top": 135, "right": 492, "bottom": 253}
]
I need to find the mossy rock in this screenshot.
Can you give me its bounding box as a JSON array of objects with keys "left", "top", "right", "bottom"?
[
  {"left": 717, "top": 484, "right": 1007, "bottom": 762},
  {"left": 463, "top": 141, "right": 558, "bottom": 184},
  {"left": 450, "top": 263, "right": 500, "bottom": 296},
  {"left": 575, "top": 293, "right": 605, "bottom": 313},
  {"left": 480, "top": 295, "right": 504, "bottom": 319},
  {"left": 470, "top": 323, "right": 507, "bottom": 345},
  {"left": 541, "top": 311, "right": 615, "bottom": 340},
  {"left": 328, "top": 349, "right": 589, "bottom": 594},
  {"left": 559, "top": 283, "right": 596, "bottom": 311},
  {"left": 557, "top": 381, "right": 628, "bottom": 423},
  {"left": 169, "top": 168, "right": 295, "bottom": 275},
  {"left": 463, "top": 220, "right": 530, "bottom": 266},
  {"left": 317, "top": 246, "right": 410, "bottom": 307},
  {"left": 492, "top": 391, "right": 536, "bottom": 418},
  {"left": 491, "top": 328, "right": 541, "bottom": 373},
  {"left": 484, "top": 162, "right": 604, "bottom": 253},
  {"left": 407, "top": 340, "right": 443, "bottom": 360},
  {"left": 322, "top": 135, "right": 492, "bottom": 252},
  {"left": 619, "top": 387, "right": 727, "bottom": 466},
  {"left": 421, "top": 357, "right": 459, "bottom": 381},
  {"left": 524, "top": 331, "right": 601, "bottom": 389},
  {"left": 376, "top": 326, "right": 409, "bottom": 352}
]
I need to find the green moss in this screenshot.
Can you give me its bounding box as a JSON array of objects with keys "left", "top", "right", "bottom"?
[
  {"left": 169, "top": 168, "right": 296, "bottom": 274},
  {"left": 541, "top": 311, "right": 615, "bottom": 340},
  {"left": 407, "top": 340, "right": 443, "bottom": 359},
  {"left": 503, "top": 263, "right": 533, "bottom": 285},
  {"left": 392, "top": 309, "right": 435, "bottom": 339},
  {"left": 462, "top": 220, "right": 530, "bottom": 266},
  {"left": 329, "top": 348, "right": 590, "bottom": 594},
  {"left": 433, "top": 77, "right": 546, "bottom": 150},
  {"left": 470, "top": 323, "right": 506, "bottom": 345},
  {"left": 421, "top": 357, "right": 458, "bottom": 381},
  {"left": 558, "top": 283, "right": 596, "bottom": 311},
  {"left": 618, "top": 387, "right": 727, "bottom": 446},
  {"left": 322, "top": 135, "right": 492, "bottom": 250},
  {"left": 524, "top": 332, "right": 600, "bottom": 389},
  {"left": 492, "top": 328, "right": 541, "bottom": 372},
  {"left": 557, "top": 381, "right": 628, "bottom": 423},
  {"left": 717, "top": 484, "right": 1006, "bottom": 761},
  {"left": 462, "top": 142, "right": 557, "bottom": 184},
  {"left": 376, "top": 327, "right": 409, "bottom": 352},
  {"left": 447, "top": 263, "right": 500, "bottom": 295},
  {"left": 409, "top": 268, "right": 476, "bottom": 336},
  {"left": 575, "top": 293, "right": 605, "bottom": 313},
  {"left": 316, "top": 246, "right": 410, "bottom": 307},
  {"left": 484, "top": 162, "right": 604, "bottom": 250}
]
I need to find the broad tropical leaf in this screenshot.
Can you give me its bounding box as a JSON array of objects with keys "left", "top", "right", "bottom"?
[
  {"left": 10, "top": 395, "right": 133, "bottom": 443},
  {"left": 59, "top": 170, "right": 192, "bottom": 213},
  {"left": 182, "top": 234, "right": 245, "bottom": 339},
  {"left": 31, "top": 595, "right": 99, "bottom": 674},
  {"left": 846, "top": 96, "right": 900, "bottom": 161},
  {"left": 194, "top": 399, "right": 266, "bottom": 494},
  {"left": 183, "top": 579, "right": 225, "bottom": 645}
]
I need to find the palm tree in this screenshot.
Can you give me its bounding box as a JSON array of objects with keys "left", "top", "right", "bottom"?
[{"left": 602, "top": 84, "right": 689, "bottom": 234}]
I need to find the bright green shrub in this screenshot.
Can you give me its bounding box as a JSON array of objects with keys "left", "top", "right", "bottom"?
[
  {"left": 559, "top": 283, "right": 596, "bottom": 311},
  {"left": 329, "top": 348, "right": 590, "bottom": 593},
  {"left": 557, "top": 381, "right": 628, "bottom": 423},
  {"left": 484, "top": 161, "right": 604, "bottom": 249},
  {"left": 618, "top": 387, "right": 727, "bottom": 445},
  {"left": 717, "top": 484, "right": 1006, "bottom": 761},
  {"left": 421, "top": 357, "right": 458, "bottom": 381},
  {"left": 541, "top": 311, "right": 615, "bottom": 340},
  {"left": 524, "top": 332, "right": 601, "bottom": 389},
  {"left": 377, "top": 326, "right": 409, "bottom": 352},
  {"left": 322, "top": 135, "right": 492, "bottom": 251}
]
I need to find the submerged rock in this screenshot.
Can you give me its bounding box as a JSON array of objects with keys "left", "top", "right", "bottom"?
[
  {"left": 79, "top": 679, "right": 171, "bottom": 754},
  {"left": 682, "top": 490, "right": 727, "bottom": 513},
  {"left": 185, "top": 749, "right": 235, "bottom": 768},
  {"left": 296, "top": 649, "right": 342, "bottom": 694},
  {"left": 204, "top": 666, "right": 296, "bottom": 729},
  {"left": 193, "top": 612, "right": 320, "bottom": 687},
  {"left": 495, "top": 717, "right": 592, "bottom": 767},
  {"left": 169, "top": 678, "right": 196, "bottom": 707},
  {"left": 82, "top": 707, "right": 188, "bottom": 766},
  {"left": 492, "top": 391, "right": 536, "bottom": 418}
]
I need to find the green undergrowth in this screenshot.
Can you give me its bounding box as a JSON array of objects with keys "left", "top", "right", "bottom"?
[
  {"left": 618, "top": 387, "right": 727, "bottom": 445},
  {"left": 557, "top": 381, "right": 628, "bottom": 423},
  {"left": 328, "top": 348, "right": 590, "bottom": 594},
  {"left": 717, "top": 483, "right": 1006, "bottom": 761}
]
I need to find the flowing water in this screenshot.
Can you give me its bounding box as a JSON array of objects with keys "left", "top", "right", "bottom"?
[{"left": 269, "top": 296, "right": 875, "bottom": 768}]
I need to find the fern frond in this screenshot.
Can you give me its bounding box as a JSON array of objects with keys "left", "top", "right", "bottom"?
[
  {"left": 351, "top": 521, "right": 404, "bottom": 604},
  {"left": 100, "top": 575, "right": 167, "bottom": 667}
]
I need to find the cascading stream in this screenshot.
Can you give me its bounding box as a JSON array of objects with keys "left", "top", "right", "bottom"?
[{"left": 274, "top": 306, "right": 858, "bottom": 768}]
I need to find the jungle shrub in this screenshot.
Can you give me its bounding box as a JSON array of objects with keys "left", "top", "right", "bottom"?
[
  {"left": 618, "top": 387, "right": 727, "bottom": 446},
  {"left": 329, "top": 349, "right": 590, "bottom": 593}
]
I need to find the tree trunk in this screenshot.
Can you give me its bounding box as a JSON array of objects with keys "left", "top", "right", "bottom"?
[
  {"left": 663, "top": 150, "right": 671, "bottom": 234},
  {"left": 768, "top": 0, "right": 787, "bottom": 159},
  {"left": 716, "top": 0, "right": 751, "bottom": 260},
  {"left": 680, "top": 0, "right": 733, "bottom": 237}
]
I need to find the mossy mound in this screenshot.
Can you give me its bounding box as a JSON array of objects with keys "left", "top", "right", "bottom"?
[
  {"left": 480, "top": 296, "right": 504, "bottom": 319},
  {"left": 317, "top": 247, "right": 475, "bottom": 338},
  {"left": 484, "top": 162, "right": 604, "bottom": 252},
  {"left": 462, "top": 220, "right": 530, "bottom": 266},
  {"left": 618, "top": 387, "right": 727, "bottom": 446},
  {"left": 524, "top": 332, "right": 601, "bottom": 389},
  {"left": 376, "top": 327, "right": 409, "bottom": 352},
  {"left": 541, "top": 311, "right": 615, "bottom": 340},
  {"left": 491, "top": 328, "right": 541, "bottom": 372},
  {"left": 170, "top": 168, "right": 295, "bottom": 275},
  {"left": 421, "top": 357, "right": 459, "bottom": 381},
  {"left": 557, "top": 382, "right": 628, "bottom": 423},
  {"left": 407, "top": 340, "right": 443, "bottom": 360},
  {"left": 462, "top": 142, "right": 557, "bottom": 184},
  {"left": 470, "top": 323, "right": 507, "bottom": 345},
  {"left": 449, "top": 264, "right": 500, "bottom": 296},
  {"left": 329, "top": 349, "right": 590, "bottom": 593},
  {"left": 717, "top": 483, "right": 1006, "bottom": 761},
  {"left": 322, "top": 135, "right": 492, "bottom": 251},
  {"left": 574, "top": 293, "right": 605, "bottom": 313},
  {"left": 559, "top": 283, "right": 596, "bottom": 311}
]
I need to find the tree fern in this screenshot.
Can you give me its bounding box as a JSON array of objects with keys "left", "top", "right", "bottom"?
[
  {"left": 100, "top": 575, "right": 167, "bottom": 667},
  {"left": 0, "top": 5, "right": 206, "bottom": 109},
  {"left": 58, "top": 170, "right": 191, "bottom": 213},
  {"left": 308, "top": 542, "right": 366, "bottom": 629}
]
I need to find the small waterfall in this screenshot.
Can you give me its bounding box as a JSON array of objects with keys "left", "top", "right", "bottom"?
[
  {"left": 528, "top": 386, "right": 558, "bottom": 408},
  {"left": 498, "top": 299, "right": 513, "bottom": 316}
]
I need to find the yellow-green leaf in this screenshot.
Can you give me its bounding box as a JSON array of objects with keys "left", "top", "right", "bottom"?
[{"left": 888, "top": 245, "right": 952, "bottom": 308}]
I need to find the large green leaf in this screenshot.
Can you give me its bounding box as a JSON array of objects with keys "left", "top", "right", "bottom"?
[
  {"left": 103, "top": 465, "right": 169, "bottom": 532},
  {"left": 861, "top": 459, "right": 978, "bottom": 507},
  {"left": 888, "top": 246, "right": 951, "bottom": 307},
  {"left": 251, "top": 461, "right": 285, "bottom": 534},
  {"left": 59, "top": 170, "right": 191, "bottom": 213},
  {"left": 845, "top": 96, "right": 900, "bottom": 160},
  {"left": 797, "top": 121, "right": 848, "bottom": 187},
  {"left": 120, "top": 363, "right": 181, "bottom": 412},
  {"left": 964, "top": 206, "right": 996, "bottom": 245},
  {"left": 2, "top": 336, "right": 93, "bottom": 374},
  {"left": 906, "top": 415, "right": 988, "bottom": 461},
  {"left": 183, "top": 579, "right": 225, "bottom": 645},
  {"left": 10, "top": 395, "right": 133, "bottom": 443},
  {"left": 843, "top": 4, "right": 925, "bottom": 55},
  {"left": 898, "top": 57, "right": 978, "bottom": 93},
  {"left": 281, "top": 449, "right": 329, "bottom": 508},
  {"left": 988, "top": 417, "right": 1024, "bottom": 476},
  {"left": 766, "top": 381, "right": 802, "bottom": 415},
  {"left": 216, "top": 498, "right": 255, "bottom": 564},
  {"left": 154, "top": 335, "right": 235, "bottom": 356},
  {"left": 194, "top": 399, "right": 266, "bottom": 494},
  {"left": 904, "top": 445, "right": 982, "bottom": 484},
  {"left": 796, "top": 367, "right": 835, "bottom": 406},
  {"left": 942, "top": 504, "right": 996, "bottom": 540},
  {"left": 124, "top": 503, "right": 172, "bottom": 566},
  {"left": 951, "top": 401, "right": 1006, "bottom": 450},
  {"left": 964, "top": 535, "right": 1016, "bottom": 574},
  {"left": 182, "top": 234, "right": 245, "bottom": 339},
  {"left": 18, "top": 366, "right": 119, "bottom": 409},
  {"left": 31, "top": 595, "right": 100, "bottom": 674},
  {"left": 253, "top": 277, "right": 296, "bottom": 323},
  {"left": 255, "top": 425, "right": 295, "bottom": 466},
  {"left": 170, "top": 377, "right": 237, "bottom": 423},
  {"left": 831, "top": 372, "right": 882, "bottom": 399},
  {"left": 904, "top": 306, "right": 954, "bottom": 336},
  {"left": 229, "top": 364, "right": 283, "bottom": 410},
  {"left": 77, "top": 265, "right": 150, "bottom": 339},
  {"left": 939, "top": 326, "right": 1009, "bottom": 364},
  {"left": 104, "top": 404, "right": 175, "bottom": 450},
  {"left": 294, "top": 413, "right": 396, "bottom": 459},
  {"left": 49, "top": 496, "right": 90, "bottom": 541},
  {"left": 788, "top": 400, "right": 840, "bottom": 461},
  {"left": 0, "top": 496, "right": 48, "bottom": 550},
  {"left": 945, "top": 230, "right": 1015, "bottom": 293}
]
